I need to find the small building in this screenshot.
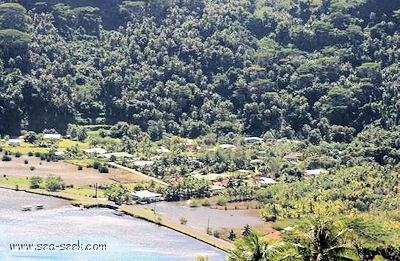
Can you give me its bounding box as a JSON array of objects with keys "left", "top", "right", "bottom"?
[
  {"left": 305, "top": 169, "right": 327, "bottom": 176},
  {"left": 54, "top": 151, "right": 65, "bottom": 157},
  {"left": 103, "top": 152, "right": 133, "bottom": 159},
  {"left": 213, "top": 179, "right": 228, "bottom": 187},
  {"left": 284, "top": 153, "right": 304, "bottom": 164},
  {"left": 258, "top": 177, "right": 277, "bottom": 185},
  {"left": 219, "top": 144, "right": 236, "bottom": 150},
  {"left": 244, "top": 137, "right": 264, "bottom": 143},
  {"left": 9, "top": 139, "right": 21, "bottom": 147},
  {"left": 132, "top": 190, "right": 162, "bottom": 203},
  {"left": 156, "top": 146, "right": 171, "bottom": 154},
  {"left": 133, "top": 160, "right": 154, "bottom": 167},
  {"left": 83, "top": 148, "right": 107, "bottom": 154},
  {"left": 43, "top": 134, "right": 62, "bottom": 140}
]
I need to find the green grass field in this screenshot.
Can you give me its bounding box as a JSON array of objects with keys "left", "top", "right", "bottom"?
[{"left": 0, "top": 176, "right": 30, "bottom": 189}]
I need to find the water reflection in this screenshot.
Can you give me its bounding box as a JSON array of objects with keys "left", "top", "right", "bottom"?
[{"left": 0, "top": 189, "right": 227, "bottom": 261}]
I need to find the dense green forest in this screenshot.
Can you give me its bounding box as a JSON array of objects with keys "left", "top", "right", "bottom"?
[{"left": 1, "top": 0, "right": 400, "bottom": 141}]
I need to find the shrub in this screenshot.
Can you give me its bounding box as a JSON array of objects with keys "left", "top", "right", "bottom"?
[
  {"left": 206, "top": 227, "right": 212, "bottom": 235},
  {"left": 24, "top": 159, "right": 28, "bottom": 164},
  {"left": 29, "top": 176, "right": 42, "bottom": 189},
  {"left": 93, "top": 161, "right": 101, "bottom": 169},
  {"left": 217, "top": 196, "right": 227, "bottom": 206},
  {"left": 98, "top": 166, "right": 109, "bottom": 173},
  {"left": 28, "top": 151, "right": 33, "bottom": 156},
  {"left": 45, "top": 175, "right": 65, "bottom": 191},
  {"left": 77, "top": 165, "right": 83, "bottom": 170},
  {"left": 30, "top": 166, "right": 35, "bottom": 171},
  {"left": 1, "top": 155, "right": 12, "bottom": 161},
  {"left": 15, "top": 152, "right": 22, "bottom": 158},
  {"left": 213, "top": 230, "right": 220, "bottom": 238},
  {"left": 190, "top": 198, "right": 199, "bottom": 207},
  {"left": 35, "top": 152, "right": 41, "bottom": 157},
  {"left": 180, "top": 217, "right": 188, "bottom": 225},
  {"left": 201, "top": 198, "right": 211, "bottom": 206},
  {"left": 109, "top": 155, "right": 117, "bottom": 162}
]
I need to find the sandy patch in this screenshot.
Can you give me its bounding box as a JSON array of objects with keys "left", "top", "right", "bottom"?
[{"left": 0, "top": 154, "right": 149, "bottom": 185}]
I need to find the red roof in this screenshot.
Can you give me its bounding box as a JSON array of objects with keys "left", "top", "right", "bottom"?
[
  {"left": 213, "top": 180, "right": 228, "bottom": 187},
  {"left": 265, "top": 231, "right": 281, "bottom": 240}
]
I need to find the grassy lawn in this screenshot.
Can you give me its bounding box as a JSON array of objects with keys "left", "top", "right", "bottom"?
[
  {"left": 0, "top": 175, "right": 30, "bottom": 189},
  {"left": 1, "top": 140, "right": 50, "bottom": 154},
  {"left": 64, "top": 187, "right": 105, "bottom": 198},
  {"left": 1, "top": 138, "right": 90, "bottom": 154},
  {"left": 58, "top": 139, "right": 90, "bottom": 150}
]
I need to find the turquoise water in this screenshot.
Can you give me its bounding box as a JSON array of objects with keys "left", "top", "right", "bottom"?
[{"left": 0, "top": 189, "right": 227, "bottom": 260}]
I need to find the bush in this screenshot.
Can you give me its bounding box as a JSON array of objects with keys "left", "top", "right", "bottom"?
[
  {"left": 1, "top": 155, "right": 12, "bottom": 161},
  {"left": 29, "top": 176, "right": 42, "bottom": 189},
  {"left": 30, "top": 166, "right": 35, "bottom": 171},
  {"left": 45, "top": 175, "right": 65, "bottom": 191},
  {"left": 201, "top": 198, "right": 211, "bottom": 206},
  {"left": 77, "top": 165, "right": 83, "bottom": 170},
  {"left": 35, "top": 152, "right": 41, "bottom": 157},
  {"left": 180, "top": 217, "right": 188, "bottom": 225},
  {"left": 24, "top": 159, "right": 28, "bottom": 164},
  {"left": 15, "top": 152, "right": 22, "bottom": 158},
  {"left": 217, "top": 196, "right": 227, "bottom": 206},
  {"left": 28, "top": 151, "right": 33, "bottom": 156},
  {"left": 98, "top": 166, "right": 109, "bottom": 173},
  {"left": 93, "top": 161, "right": 101, "bottom": 169},
  {"left": 213, "top": 230, "right": 220, "bottom": 238},
  {"left": 206, "top": 227, "right": 212, "bottom": 235},
  {"left": 190, "top": 198, "right": 199, "bottom": 207}
]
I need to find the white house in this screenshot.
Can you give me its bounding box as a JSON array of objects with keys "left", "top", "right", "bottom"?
[
  {"left": 156, "top": 146, "right": 171, "bottom": 154},
  {"left": 244, "top": 137, "right": 264, "bottom": 143},
  {"left": 43, "top": 134, "right": 62, "bottom": 140},
  {"left": 132, "top": 190, "right": 162, "bottom": 202},
  {"left": 9, "top": 139, "right": 21, "bottom": 146},
  {"left": 219, "top": 144, "right": 236, "bottom": 150},
  {"left": 133, "top": 160, "right": 154, "bottom": 167},
  {"left": 305, "top": 169, "right": 327, "bottom": 176},
  {"left": 83, "top": 148, "right": 107, "bottom": 154},
  {"left": 258, "top": 177, "right": 277, "bottom": 185}
]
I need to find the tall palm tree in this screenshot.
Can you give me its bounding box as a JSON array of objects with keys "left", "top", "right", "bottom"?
[
  {"left": 228, "top": 230, "right": 285, "bottom": 261},
  {"left": 291, "top": 216, "right": 358, "bottom": 261}
]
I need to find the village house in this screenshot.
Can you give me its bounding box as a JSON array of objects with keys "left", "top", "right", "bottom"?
[
  {"left": 131, "top": 190, "right": 162, "bottom": 203},
  {"left": 244, "top": 137, "right": 264, "bottom": 143},
  {"left": 9, "top": 139, "right": 21, "bottom": 147},
  {"left": 43, "top": 134, "right": 62, "bottom": 140}
]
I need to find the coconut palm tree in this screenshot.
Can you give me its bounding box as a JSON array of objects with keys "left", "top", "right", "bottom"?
[
  {"left": 228, "top": 230, "right": 285, "bottom": 261},
  {"left": 291, "top": 215, "right": 358, "bottom": 261}
]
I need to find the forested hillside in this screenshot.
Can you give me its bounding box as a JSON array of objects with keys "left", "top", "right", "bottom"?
[{"left": 1, "top": 0, "right": 400, "bottom": 141}]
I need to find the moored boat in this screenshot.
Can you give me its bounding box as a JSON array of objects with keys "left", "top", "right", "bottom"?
[
  {"left": 113, "top": 209, "right": 124, "bottom": 216},
  {"left": 21, "top": 205, "right": 33, "bottom": 211}
]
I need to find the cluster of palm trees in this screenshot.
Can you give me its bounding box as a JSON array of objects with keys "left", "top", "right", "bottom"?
[{"left": 228, "top": 215, "right": 397, "bottom": 261}]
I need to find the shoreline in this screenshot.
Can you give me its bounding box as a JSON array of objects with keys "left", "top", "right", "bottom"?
[{"left": 0, "top": 184, "right": 233, "bottom": 253}]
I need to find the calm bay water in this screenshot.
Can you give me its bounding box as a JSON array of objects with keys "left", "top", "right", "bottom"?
[{"left": 0, "top": 189, "right": 227, "bottom": 260}]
